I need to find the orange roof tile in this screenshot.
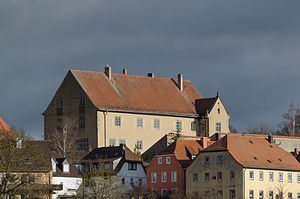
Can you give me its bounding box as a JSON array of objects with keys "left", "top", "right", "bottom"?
[
  {"left": 205, "top": 135, "right": 300, "bottom": 171},
  {"left": 159, "top": 139, "right": 204, "bottom": 168},
  {"left": 71, "top": 70, "right": 202, "bottom": 115},
  {"left": 195, "top": 97, "right": 216, "bottom": 115},
  {"left": 0, "top": 117, "right": 10, "bottom": 132}
]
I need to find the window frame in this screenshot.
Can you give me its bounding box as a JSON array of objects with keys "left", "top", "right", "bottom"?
[
  {"left": 259, "top": 171, "right": 263, "bottom": 181},
  {"left": 176, "top": 120, "right": 182, "bottom": 131},
  {"left": 151, "top": 173, "right": 157, "bottom": 183},
  {"left": 171, "top": 171, "right": 177, "bottom": 182},
  {"left": 161, "top": 172, "right": 167, "bottom": 183},
  {"left": 158, "top": 157, "right": 162, "bottom": 165},
  {"left": 166, "top": 157, "right": 171, "bottom": 164},
  {"left": 137, "top": 118, "right": 143, "bottom": 128},
  {"left": 279, "top": 172, "right": 283, "bottom": 182},
  {"left": 249, "top": 171, "right": 254, "bottom": 180},
  {"left": 114, "top": 116, "right": 121, "bottom": 127},
  {"left": 269, "top": 172, "right": 274, "bottom": 181},
  {"left": 191, "top": 121, "right": 196, "bottom": 131},
  {"left": 154, "top": 119, "right": 160, "bottom": 129}
]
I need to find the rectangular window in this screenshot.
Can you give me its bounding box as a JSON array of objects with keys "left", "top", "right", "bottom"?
[
  {"left": 137, "top": 118, "right": 143, "bottom": 128},
  {"left": 162, "top": 189, "right": 167, "bottom": 197},
  {"left": 191, "top": 121, "right": 196, "bottom": 131},
  {"left": 259, "top": 171, "right": 264, "bottom": 181},
  {"left": 269, "top": 172, "right": 274, "bottom": 181},
  {"left": 57, "top": 99, "right": 63, "bottom": 108},
  {"left": 217, "top": 172, "right": 222, "bottom": 181},
  {"left": 171, "top": 171, "right": 177, "bottom": 182},
  {"left": 151, "top": 173, "right": 157, "bottom": 183},
  {"left": 130, "top": 178, "right": 134, "bottom": 185},
  {"left": 249, "top": 171, "right": 254, "bottom": 180},
  {"left": 161, "top": 172, "right": 167, "bottom": 182},
  {"left": 279, "top": 172, "right": 283, "bottom": 182},
  {"left": 136, "top": 140, "right": 143, "bottom": 150},
  {"left": 200, "top": 123, "right": 205, "bottom": 131},
  {"left": 230, "top": 171, "right": 235, "bottom": 181},
  {"left": 166, "top": 157, "right": 171, "bottom": 164},
  {"left": 205, "top": 156, "right": 209, "bottom": 164},
  {"left": 298, "top": 174, "right": 300, "bottom": 183},
  {"left": 288, "top": 193, "right": 292, "bottom": 199},
  {"left": 217, "top": 190, "right": 223, "bottom": 199},
  {"left": 109, "top": 138, "right": 116, "bottom": 146},
  {"left": 204, "top": 191, "right": 210, "bottom": 199},
  {"left": 217, "top": 155, "right": 222, "bottom": 163},
  {"left": 79, "top": 116, "right": 85, "bottom": 128},
  {"left": 205, "top": 173, "right": 210, "bottom": 182},
  {"left": 122, "top": 178, "right": 125, "bottom": 184},
  {"left": 76, "top": 138, "right": 88, "bottom": 150},
  {"left": 79, "top": 97, "right": 85, "bottom": 106},
  {"left": 152, "top": 190, "right": 157, "bottom": 197},
  {"left": 154, "top": 119, "right": 160, "bottom": 129},
  {"left": 249, "top": 190, "right": 254, "bottom": 199},
  {"left": 176, "top": 121, "right": 182, "bottom": 131},
  {"left": 193, "top": 173, "right": 198, "bottom": 182},
  {"left": 158, "top": 157, "right": 162, "bottom": 165},
  {"left": 288, "top": 173, "right": 292, "bottom": 183},
  {"left": 119, "top": 139, "right": 125, "bottom": 145},
  {"left": 269, "top": 191, "right": 273, "bottom": 199},
  {"left": 216, "top": 122, "right": 221, "bottom": 132},
  {"left": 128, "top": 162, "right": 137, "bottom": 170},
  {"left": 230, "top": 190, "right": 235, "bottom": 199},
  {"left": 298, "top": 193, "right": 300, "bottom": 199},
  {"left": 259, "top": 190, "right": 264, "bottom": 199},
  {"left": 115, "top": 116, "right": 121, "bottom": 127}
]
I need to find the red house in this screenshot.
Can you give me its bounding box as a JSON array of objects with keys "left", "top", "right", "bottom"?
[{"left": 146, "top": 138, "right": 211, "bottom": 198}]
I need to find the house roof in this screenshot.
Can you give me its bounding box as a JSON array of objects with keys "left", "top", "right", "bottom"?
[
  {"left": 195, "top": 97, "right": 216, "bottom": 116},
  {"left": 158, "top": 139, "right": 204, "bottom": 168},
  {"left": 204, "top": 135, "right": 300, "bottom": 171},
  {"left": 70, "top": 70, "right": 202, "bottom": 115},
  {"left": 82, "top": 145, "right": 140, "bottom": 163},
  {"left": 53, "top": 157, "right": 80, "bottom": 178},
  {"left": 0, "top": 117, "right": 11, "bottom": 132}
]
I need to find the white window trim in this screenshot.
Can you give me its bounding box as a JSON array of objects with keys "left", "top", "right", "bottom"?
[
  {"left": 166, "top": 157, "right": 171, "bottom": 164},
  {"left": 158, "top": 157, "right": 162, "bottom": 165}
]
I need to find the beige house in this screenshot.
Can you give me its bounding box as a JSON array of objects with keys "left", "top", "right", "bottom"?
[
  {"left": 186, "top": 134, "right": 300, "bottom": 199},
  {"left": 43, "top": 67, "right": 230, "bottom": 163}
]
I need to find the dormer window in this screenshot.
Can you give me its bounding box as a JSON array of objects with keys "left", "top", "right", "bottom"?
[
  {"left": 63, "top": 163, "right": 70, "bottom": 173},
  {"left": 51, "top": 159, "right": 57, "bottom": 173}
]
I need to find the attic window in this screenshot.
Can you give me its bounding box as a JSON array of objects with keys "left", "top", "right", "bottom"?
[
  {"left": 249, "top": 140, "right": 253, "bottom": 144},
  {"left": 278, "top": 158, "right": 282, "bottom": 162},
  {"left": 269, "top": 145, "right": 273, "bottom": 148},
  {"left": 253, "top": 156, "right": 258, "bottom": 160},
  {"left": 267, "top": 160, "right": 272, "bottom": 163},
  {"left": 185, "top": 85, "right": 188, "bottom": 88}
]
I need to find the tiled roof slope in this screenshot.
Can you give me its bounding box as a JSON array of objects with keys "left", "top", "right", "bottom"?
[
  {"left": 158, "top": 139, "right": 204, "bottom": 168},
  {"left": 0, "top": 117, "right": 11, "bottom": 131},
  {"left": 82, "top": 145, "right": 140, "bottom": 163},
  {"left": 205, "top": 135, "right": 300, "bottom": 171},
  {"left": 71, "top": 70, "right": 202, "bottom": 115},
  {"left": 195, "top": 97, "right": 216, "bottom": 116}
]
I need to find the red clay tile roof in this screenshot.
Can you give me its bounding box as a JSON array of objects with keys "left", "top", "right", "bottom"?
[
  {"left": 204, "top": 135, "right": 300, "bottom": 171},
  {"left": 0, "top": 117, "right": 11, "bottom": 132},
  {"left": 71, "top": 70, "right": 202, "bottom": 115},
  {"left": 158, "top": 139, "right": 203, "bottom": 168}
]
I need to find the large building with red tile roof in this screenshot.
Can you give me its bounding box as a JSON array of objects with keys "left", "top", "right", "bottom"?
[
  {"left": 186, "top": 134, "right": 300, "bottom": 199},
  {"left": 43, "top": 67, "right": 230, "bottom": 163},
  {"left": 146, "top": 138, "right": 211, "bottom": 198}
]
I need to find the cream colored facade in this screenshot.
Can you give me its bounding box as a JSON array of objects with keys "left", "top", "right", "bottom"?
[
  {"left": 186, "top": 151, "right": 300, "bottom": 199},
  {"left": 43, "top": 71, "right": 230, "bottom": 163}
]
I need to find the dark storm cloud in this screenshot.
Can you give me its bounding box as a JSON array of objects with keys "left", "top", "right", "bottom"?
[{"left": 1, "top": 0, "right": 300, "bottom": 138}]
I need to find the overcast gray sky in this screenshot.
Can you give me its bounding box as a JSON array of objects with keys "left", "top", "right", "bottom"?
[{"left": 1, "top": 0, "right": 300, "bottom": 139}]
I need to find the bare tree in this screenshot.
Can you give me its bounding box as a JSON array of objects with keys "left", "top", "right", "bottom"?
[
  {"left": 229, "top": 125, "right": 238, "bottom": 133},
  {"left": 78, "top": 164, "right": 119, "bottom": 199},
  {"left": 49, "top": 117, "right": 76, "bottom": 158},
  {"left": 279, "top": 102, "right": 300, "bottom": 136},
  {"left": 247, "top": 121, "right": 272, "bottom": 135}
]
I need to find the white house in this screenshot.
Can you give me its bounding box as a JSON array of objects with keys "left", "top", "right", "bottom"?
[
  {"left": 81, "top": 144, "right": 147, "bottom": 195},
  {"left": 52, "top": 158, "right": 82, "bottom": 199}
]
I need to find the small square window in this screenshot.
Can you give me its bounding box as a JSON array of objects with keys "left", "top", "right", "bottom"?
[
  {"left": 166, "top": 157, "right": 171, "bottom": 164},
  {"left": 128, "top": 162, "right": 137, "bottom": 170},
  {"left": 115, "top": 117, "right": 121, "bottom": 127},
  {"left": 137, "top": 118, "right": 143, "bottom": 128},
  {"left": 154, "top": 119, "right": 160, "bottom": 129},
  {"left": 158, "top": 157, "right": 162, "bottom": 165}
]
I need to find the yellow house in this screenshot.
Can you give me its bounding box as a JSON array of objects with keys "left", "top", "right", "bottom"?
[
  {"left": 186, "top": 134, "right": 300, "bottom": 199},
  {"left": 43, "top": 66, "right": 230, "bottom": 163}
]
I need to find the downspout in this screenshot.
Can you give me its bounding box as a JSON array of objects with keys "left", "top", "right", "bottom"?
[
  {"left": 243, "top": 168, "right": 245, "bottom": 198},
  {"left": 103, "top": 110, "right": 108, "bottom": 147}
]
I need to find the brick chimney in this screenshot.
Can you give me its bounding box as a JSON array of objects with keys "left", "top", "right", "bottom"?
[
  {"left": 105, "top": 65, "right": 112, "bottom": 80},
  {"left": 148, "top": 73, "right": 154, "bottom": 78},
  {"left": 201, "top": 137, "right": 208, "bottom": 149},
  {"left": 123, "top": 69, "right": 127, "bottom": 75},
  {"left": 178, "top": 74, "right": 183, "bottom": 91},
  {"left": 267, "top": 134, "right": 274, "bottom": 144}
]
